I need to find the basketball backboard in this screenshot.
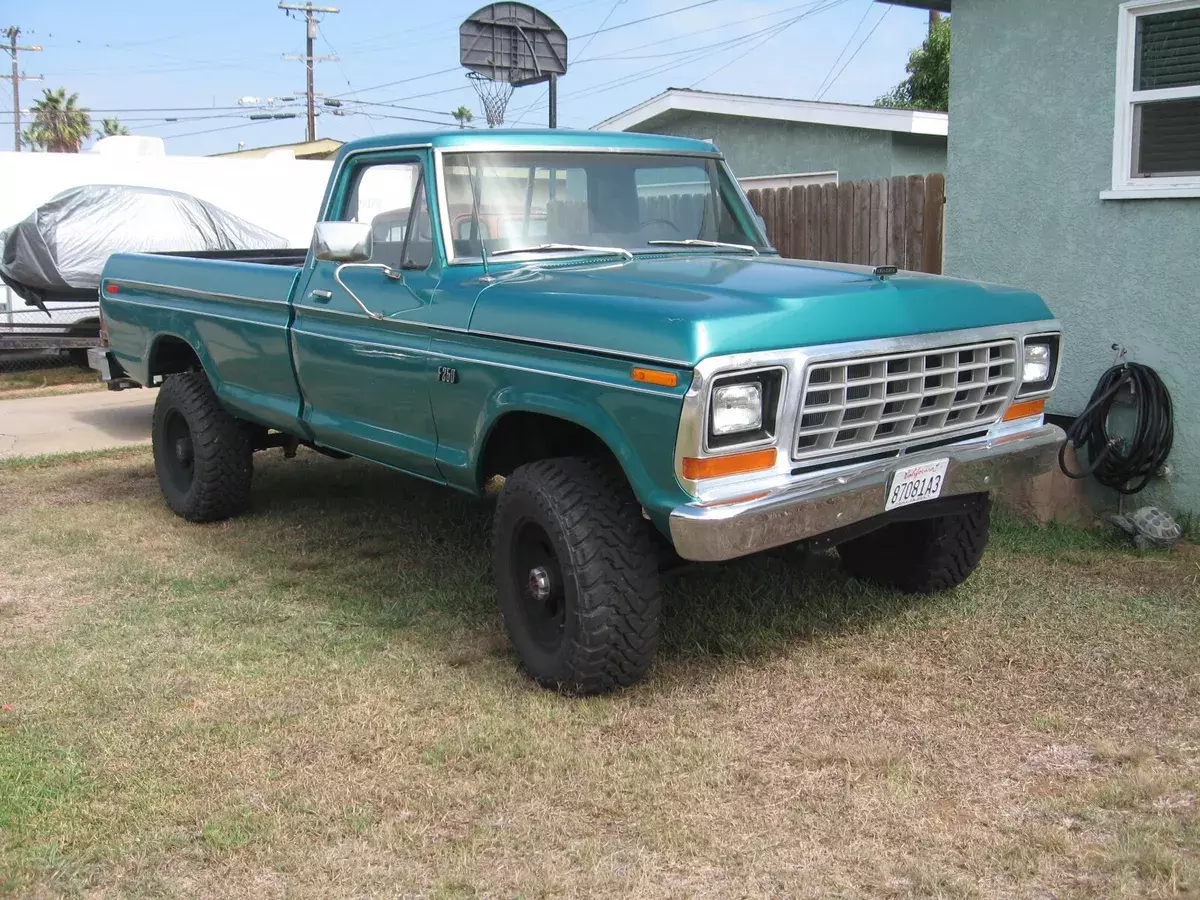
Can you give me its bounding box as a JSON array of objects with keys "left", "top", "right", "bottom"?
[{"left": 460, "top": 3, "right": 567, "bottom": 88}]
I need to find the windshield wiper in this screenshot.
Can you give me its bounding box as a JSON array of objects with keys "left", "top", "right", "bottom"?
[
  {"left": 489, "top": 243, "right": 634, "bottom": 261},
  {"left": 646, "top": 239, "right": 760, "bottom": 257}
]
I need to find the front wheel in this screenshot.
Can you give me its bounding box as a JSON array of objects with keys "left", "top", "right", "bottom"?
[
  {"left": 492, "top": 457, "right": 662, "bottom": 694},
  {"left": 837, "top": 495, "right": 991, "bottom": 593},
  {"left": 152, "top": 371, "right": 254, "bottom": 523}
]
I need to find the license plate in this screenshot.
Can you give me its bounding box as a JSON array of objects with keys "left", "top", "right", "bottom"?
[{"left": 885, "top": 458, "right": 949, "bottom": 511}]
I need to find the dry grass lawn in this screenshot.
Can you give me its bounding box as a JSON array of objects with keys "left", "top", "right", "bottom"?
[
  {"left": 0, "top": 364, "right": 104, "bottom": 399},
  {"left": 1, "top": 448, "right": 1198, "bottom": 898}
]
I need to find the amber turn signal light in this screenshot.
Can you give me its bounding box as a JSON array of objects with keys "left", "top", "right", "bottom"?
[
  {"left": 1002, "top": 397, "right": 1046, "bottom": 422},
  {"left": 682, "top": 447, "right": 777, "bottom": 480},
  {"left": 631, "top": 367, "right": 678, "bottom": 388}
]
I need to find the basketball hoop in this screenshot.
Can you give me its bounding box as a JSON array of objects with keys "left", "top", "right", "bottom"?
[
  {"left": 460, "top": 3, "right": 568, "bottom": 129},
  {"left": 468, "top": 71, "right": 515, "bottom": 128}
]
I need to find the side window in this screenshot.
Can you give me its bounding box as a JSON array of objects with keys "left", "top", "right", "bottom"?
[{"left": 340, "top": 160, "right": 434, "bottom": 270}]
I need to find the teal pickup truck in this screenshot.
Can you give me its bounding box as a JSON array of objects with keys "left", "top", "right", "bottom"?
[{"left": 93, "top": 129, "right": 1064, "bottom": 694}]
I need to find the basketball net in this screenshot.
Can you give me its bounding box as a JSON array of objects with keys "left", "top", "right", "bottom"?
[{"left": 468, "top": 71, "right": 515, "bottom": 128}]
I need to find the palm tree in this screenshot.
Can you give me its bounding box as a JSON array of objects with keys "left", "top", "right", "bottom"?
[
  {"left": 451, "top": 105, "right": 474, "bottom": 129},
  {"left": 22, "top": 88, "right": 92, "bottom": 152},
  {"left": 95, "top": 117, "right": 130, "bottom": 140}
]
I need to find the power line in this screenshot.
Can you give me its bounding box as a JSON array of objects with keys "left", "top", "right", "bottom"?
[
  {"left": 328, "top": 66, "right": 463, "bottom": 100},
  {"left": 313, "top": 22, "right": 378, "bottom": 135},
  {"left": 815, "top": 4, "right": 891, "bottom": 100},
  {"left": 690, "top": 3, "right": 841, "bottom": 88},
  {"left": 511, "top": 0, "right": 849, "bottom": 123},
  {"left": 812, "top": 0, "right": 873, "bottom": 99},
  {"left": 78, "top": 105, "right": 250, "bottom": 113},
  {"left": 160, "top": 119, "right": 274, "bottom": 140},
  {"left": 578, "top": 0, "right": 832, "bottom": 62},
  {"left": 571, "top": 0, "right": 725, "bottom": 41}
]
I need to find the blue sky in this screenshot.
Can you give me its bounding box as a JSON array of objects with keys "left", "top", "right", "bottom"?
[{"left": 8, "top": 0, "right": 932, "bottom": 156}]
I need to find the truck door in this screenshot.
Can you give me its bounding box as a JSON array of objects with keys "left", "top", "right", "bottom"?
[{"left": 291, "top": 151, "right": 443, "bottom": 480}]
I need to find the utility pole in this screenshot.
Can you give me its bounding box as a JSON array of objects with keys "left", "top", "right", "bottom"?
[
  {"left": 279, "top": 3, "right": 338, "bottom": 142},
  {"left": 1, "top": 26, "right": 42, "bottom": 152}
]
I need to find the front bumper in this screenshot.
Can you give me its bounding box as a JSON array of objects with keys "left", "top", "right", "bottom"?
[{"left": 669, "top": 423, "right": 1064, "bottom": 562}]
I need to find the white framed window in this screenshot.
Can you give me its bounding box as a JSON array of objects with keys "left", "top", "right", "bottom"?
[{"left": 1106, "top": 0, "right": 1200, "bottom": 199}]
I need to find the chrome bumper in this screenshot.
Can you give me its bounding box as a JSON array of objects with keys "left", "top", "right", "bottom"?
[{"left": 669, "top": 424, "right": 1064, "bottom": 562}]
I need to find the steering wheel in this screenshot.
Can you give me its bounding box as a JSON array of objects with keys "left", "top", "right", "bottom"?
[{"left": 639, "top": 217, "right": 680, "bottom": 233}]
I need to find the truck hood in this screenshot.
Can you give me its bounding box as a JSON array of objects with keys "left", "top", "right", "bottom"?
[{"left": 468, "top": 255, "right": 1055, "bottom": 366}]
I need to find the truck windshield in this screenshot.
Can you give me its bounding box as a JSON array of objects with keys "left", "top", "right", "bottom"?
[{"left": 440, "top": 151, "right": 769, "bottom": 262}]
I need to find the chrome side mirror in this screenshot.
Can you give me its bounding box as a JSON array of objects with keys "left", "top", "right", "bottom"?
[{"left": 313, "top": 221, "right": 373, "bottom": 263}]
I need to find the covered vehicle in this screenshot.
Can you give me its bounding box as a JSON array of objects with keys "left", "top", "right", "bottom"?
[{"left": 0, "top": 184, "right": 288, "bottom": 308}]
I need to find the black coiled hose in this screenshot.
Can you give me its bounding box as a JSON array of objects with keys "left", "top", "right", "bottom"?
[{"left": 1058, "top": 362, "right": 1173, "bottom": 494}]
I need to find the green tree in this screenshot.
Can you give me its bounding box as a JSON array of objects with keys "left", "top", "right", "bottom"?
[
  {"left": 22, "top": 88, "right": 92, "bottom": 152},
  {"left": 876, "top": 15, "right": 950, "bottom": 112},
  {"left": 451, "top": 105, "right": 474, "bottom": 129},
  {"left": 95, "top": 117, "right": 130, "bottom": 140}
]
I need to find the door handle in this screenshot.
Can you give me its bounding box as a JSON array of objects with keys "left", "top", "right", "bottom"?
[{"left": 308, "top": 289, "right": 333, "bottom": 303}]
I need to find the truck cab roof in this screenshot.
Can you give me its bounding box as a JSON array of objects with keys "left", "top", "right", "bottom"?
[{"left": 330, "top": 129, "right": 721, "bottom": 163}]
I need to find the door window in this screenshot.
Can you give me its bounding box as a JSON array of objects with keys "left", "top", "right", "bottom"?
[{"left": 341, "top": 160, "right": 434, "bottom": 270}]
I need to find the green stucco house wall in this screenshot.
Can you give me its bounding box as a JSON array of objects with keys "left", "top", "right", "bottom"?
[
  {"left": 595, "top": 88, "right": 947, "bottom": 184},
  {"left": 890, "top": 0, "right": 1200, "bottom": 513}
]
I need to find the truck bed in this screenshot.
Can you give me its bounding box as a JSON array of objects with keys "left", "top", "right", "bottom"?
[{"left": 101, "top": 250, "right": 307, "bottom": 429}]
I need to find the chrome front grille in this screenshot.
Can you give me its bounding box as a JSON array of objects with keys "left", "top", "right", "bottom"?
[{"left": 793, "top": 339, "right": 1019, "bottom": 461}]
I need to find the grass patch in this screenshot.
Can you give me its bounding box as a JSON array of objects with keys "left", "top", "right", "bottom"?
[
  {"left": 1, "top": 449, "right": 1197, "bottom": 898},
  {"left": 0, "top": 364, "right": 99, "bottom": 395},
  {"left": 0, "top": 445, "right": 149, "bottom": 472}
]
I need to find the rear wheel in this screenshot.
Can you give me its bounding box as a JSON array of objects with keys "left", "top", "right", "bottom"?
[
  {"left": 152, "top": 371, "right": 253, "bottom": 522},
  {"left": 492, "top": 457, "right": 661, "bottom": 694},
  {"left": 837, "top": 495, "right": 991, "bottom": 593}
]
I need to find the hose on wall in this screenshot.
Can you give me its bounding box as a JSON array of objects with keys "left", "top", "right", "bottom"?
[{"left": 1058, "top": 362, "right": 1173, "bottom": 494}]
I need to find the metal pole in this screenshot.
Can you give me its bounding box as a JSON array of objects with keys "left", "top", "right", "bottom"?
[
  {"left": 10, "top": 30, "right": 18, "bottom": 152},
  {"left": 2, "top": 28, "right": 42, "bottom": 151},
  {"left": 305, "top": 11, "right": 316, "bottom": 141},
  {"left": 548, "top": 73, "right": 557, "bottom": 129}
]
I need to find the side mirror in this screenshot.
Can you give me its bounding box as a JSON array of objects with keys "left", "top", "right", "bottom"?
[
  {"left": 754, "top": 213, "right": 768, "bottom": 234},
  {"left": 313, "top": 221, "right": 373, "bottom": 263}
]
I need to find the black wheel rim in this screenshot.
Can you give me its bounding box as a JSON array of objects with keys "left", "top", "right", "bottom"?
[
  {"left": 510, "top": 518, "right": 566, "bottom": 652},
  {"left": 161, "top": 408, "right": 196, "bottom": 495}
]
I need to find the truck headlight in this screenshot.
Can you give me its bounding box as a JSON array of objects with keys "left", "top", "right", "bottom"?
[
  {"left": 706, "top": 368, "right": 784, "bottom": 449},
  {"left": 712, "top": 383, "right": 762, "bottom": 435},
  {"left": 1019, "top": 334, "right": 1060, "bottom": 394},
  {"left": 1023, "top": 343, "right": 1051, "bottom": 383}
]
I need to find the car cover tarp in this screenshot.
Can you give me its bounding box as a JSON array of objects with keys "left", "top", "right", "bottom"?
[{"left": 0, "top": 184, "right": 287, "bottom": 308}]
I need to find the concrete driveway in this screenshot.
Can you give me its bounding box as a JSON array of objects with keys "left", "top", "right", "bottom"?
[{"left": 0, "top": 388, "right": 156, "bottom": 458}]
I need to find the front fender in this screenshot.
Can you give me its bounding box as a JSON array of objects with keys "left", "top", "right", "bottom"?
[{"left": 472, "top": 386, "right": 693, "bottom": 526}]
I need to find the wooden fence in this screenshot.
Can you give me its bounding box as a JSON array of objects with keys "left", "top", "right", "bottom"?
[{"left": 746, "top": 173, "right": 945, "bottom": 274}]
